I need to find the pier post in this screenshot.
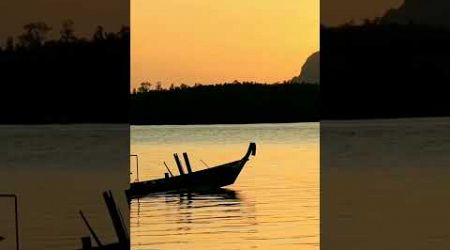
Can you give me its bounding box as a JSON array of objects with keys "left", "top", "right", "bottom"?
[
  {"left": 182, "top": 152, "right": 193, "bottom": 173},
  {"left": 174, "top": 153, "right": 185, "bottom": 175}
]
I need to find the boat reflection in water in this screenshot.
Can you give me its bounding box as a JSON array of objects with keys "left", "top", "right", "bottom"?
[
  {"left": 133, "top": 188, "right": 242, "bottom": 223},
  {"left": 130, "top": 187, "right": 257, "bottom": 248}
]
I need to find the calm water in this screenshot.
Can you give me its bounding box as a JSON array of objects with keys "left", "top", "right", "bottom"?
[
  {"left": 0, "top": 125, "right": 129, "bottom": 250},
  {"left": 130, "top": 123, "right": 320, "bottom": 250},
  {"left": 322, "top": 117, "right": 450, "bottom": 250}
]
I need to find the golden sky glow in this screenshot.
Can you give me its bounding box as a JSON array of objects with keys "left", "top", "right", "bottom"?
[{"left": 131, "top": 0, "right": 319, "bottom": 89}]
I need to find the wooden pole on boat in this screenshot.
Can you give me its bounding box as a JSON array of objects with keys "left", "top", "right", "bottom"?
[
  {"left": 182, "top": 152, "right": 193, "bottom": 173},
  {"left": 13, "top": 195, "right": 18, "bottom": 250},
  {"left": 79, "top": 210, "right": 103, "bottom": 247},
  {"left": 163, "top": 161, "right": 174, "bottom": 177},
  {"left": 130, "top": 154, "right": 139, "bottom": 182},
  {"left": 102, "top": 191, "right": 128, "bottom": 246},
  {"left": 173, "top": 153, "right": 185, "bottom": 175}
]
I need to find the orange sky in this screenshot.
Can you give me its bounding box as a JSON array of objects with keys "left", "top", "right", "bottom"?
[{"left": 131, "top": 0, "right": 319, "bottom": 89}]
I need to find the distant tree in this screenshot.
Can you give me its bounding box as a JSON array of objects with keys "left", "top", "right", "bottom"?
[
  {"left": 343, "top": 19, "right": 356, "bottom": 28},
  {"left": 60, "top": 19, "right": 76, "bottom": 42},
  {"left": 155, "top": 81, "right": 163, "bottom": 91},
  {"left": 93, "top": 26, "right": 105, "bottom": 41},
  {"left": 363, "top": 18, "right": 379, "bottom": 26},
  {"left": 105, "top": 31, "right": 118, "bottom": 40},
  {"left": 118, "top": 26, "right": 130, "bottom": 39},
  {"left": 373, "top": 17, "right": 382, "bottom": 24},
  {"left": 18, "top": 22, "right": 52, "bottom": 47},
  {"left": 138, "top": 82, "right": 152, "bottom": 93},
  {"left": 5, "top": 37, "right": 14, "bottom": 51}
]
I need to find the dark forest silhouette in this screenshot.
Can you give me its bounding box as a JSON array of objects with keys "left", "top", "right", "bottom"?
[
  {"left": 0, "top": 21, "right": 129, "bottom": 124},
  {"left": 321, "top": 20, "right": 450, "bottom": 119},
  {"left": 1, "top": 20, "right": 319, "bottom": 124},
  {"left": 131, "top": 82, "right": 319, "bottom": 125}
]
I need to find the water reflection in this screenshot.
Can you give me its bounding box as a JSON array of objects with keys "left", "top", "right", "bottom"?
[
  {"left": 133, "top": 188, "right": 242, "bottom": 226},
  {"left": 131, "top": 188, "right": 259, "bottom": 249}
]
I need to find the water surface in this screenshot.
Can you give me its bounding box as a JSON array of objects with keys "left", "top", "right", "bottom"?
[
  {"left": 322, "top": 117, "right": 450, "bottom": 250},
  {"left": 130, "top": 122, "right": 319, "bottom": 250},
  {"left": 0, "top": 125, "right": 129, "bottom": 250}
]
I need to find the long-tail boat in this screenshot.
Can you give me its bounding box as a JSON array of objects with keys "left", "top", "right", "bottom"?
[{"left": 126, "top": 142, "right": 256, "bottom": 199}]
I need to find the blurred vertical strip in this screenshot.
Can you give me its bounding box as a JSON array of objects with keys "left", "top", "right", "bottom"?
[
  {"left": 0, "top": 0, "right": 130, "bottom": 249},
  {"left": 321, "top": 0, "right": 450, "bottom": 249}
]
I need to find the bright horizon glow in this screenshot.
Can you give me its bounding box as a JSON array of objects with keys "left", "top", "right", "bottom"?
[{"left": 131, "top": 0, "right": 319, "bottom": 89}]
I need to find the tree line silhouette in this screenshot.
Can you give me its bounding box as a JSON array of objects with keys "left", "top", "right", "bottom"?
[
  {"left": 1, "top": 20, "right": 318, "bottom": 124},
  {"left": 131, "top": 82, "right": 319, "bottom": 125},
  {"left": 321, "top": 20, "right": 450, "bottom": 119},
  {"left": 0, "top": 21, "right": 129, "bottom": 124}
]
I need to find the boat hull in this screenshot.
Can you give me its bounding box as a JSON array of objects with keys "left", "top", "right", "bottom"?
[{"left": 127, "top": 159, "right": 247, "bottom": 199}]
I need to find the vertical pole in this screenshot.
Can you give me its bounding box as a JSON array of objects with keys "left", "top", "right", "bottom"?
[
  {"left": 103, "top": 191, "right": 128, "bottom": 245},
  {"left": 130, "top": 154, "right": 139, "bottom": 182},
  {"left": 79, "top": 210, "right": 103, "bottom": 247},
  {"left": 14, "top": 195, "right": 19, "bottom": 250},
  {"left": 135, "top": 155, "right": 139, "bottom": 182},
  {"left": 182, "top": 152, "right": 193, "bottom": 173},
  {"left": 163, "top": 162, "right": 174, "bottom": 177},
  {"left": 173, "top": 153, "right": 185, "bottom": 175},
  {"left": 0, "top": 194, "right": 20, "bottom": 250}
]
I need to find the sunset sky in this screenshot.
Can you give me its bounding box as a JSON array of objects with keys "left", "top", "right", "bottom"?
[
  {"left": 131, "top": 0, "right": 319, "bottom": 89},
  {"left": 0, "top": 0, "right": 128, "bottom": 40}
]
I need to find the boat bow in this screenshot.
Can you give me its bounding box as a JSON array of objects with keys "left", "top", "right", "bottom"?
[{"left": 242, "top": 142, "right": 256, "bottom": 161}]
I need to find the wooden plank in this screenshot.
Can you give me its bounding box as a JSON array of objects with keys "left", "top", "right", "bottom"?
[
  {"left": 79, "top": 210, "right": 103, "bottom": 247},
  {"left": 102, "top": 191, "right": 128, "bottom": 245},
  {"left": 173, "top": 153, "right": 185, "bottom": 175},
  {"left": 183, "top": 152, "right": 193, "bottom": 173}
]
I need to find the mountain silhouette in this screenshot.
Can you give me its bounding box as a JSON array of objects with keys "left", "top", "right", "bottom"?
[
  {"left": 382, "top": 0, "right": 450, "bottom": 27},
  {"left": 298, "top": 51, "right": 320, "bottom": 84}
]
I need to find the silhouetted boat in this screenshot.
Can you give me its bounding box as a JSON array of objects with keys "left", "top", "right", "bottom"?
[{"left": 126, "top": 142, "right": 256, "bottom": 199}]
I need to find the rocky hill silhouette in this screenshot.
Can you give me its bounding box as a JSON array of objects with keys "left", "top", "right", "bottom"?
[
  {"left": 298, "top": 51, "right": 319, "bottom": 84},
  {"left": 382, "top": 0, "right": 450, "bottom": 28}
]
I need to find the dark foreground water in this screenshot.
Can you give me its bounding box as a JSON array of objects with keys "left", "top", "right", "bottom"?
[
  {"left": 322, "top": 117, "right": 450, "bottom": 250},
  {"left": 0, "top": 125, "right": 129, "bottom": 250}
]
